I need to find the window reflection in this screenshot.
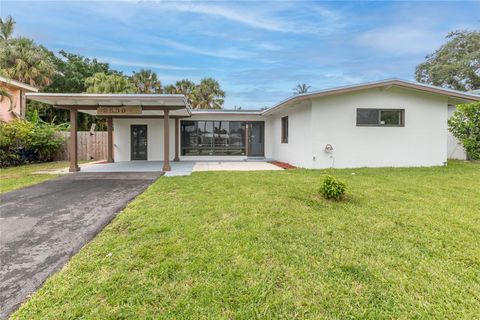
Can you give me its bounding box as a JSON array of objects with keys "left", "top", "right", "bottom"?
[{"left": 181, "top": 121, "right": 246, "bottom": 156}]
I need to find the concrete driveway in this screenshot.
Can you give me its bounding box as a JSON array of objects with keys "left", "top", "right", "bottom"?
[{"left": 0, "top": 172, "right": 161, "bottom": 319}]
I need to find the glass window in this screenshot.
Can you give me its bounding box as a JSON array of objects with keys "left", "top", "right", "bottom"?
[
  {"left": 197, "top": 121, "right": 214, "bottom": 155},
  {"left": 181, "top": 121, "right": 198, "bottom": 156},
  {"left": 380, "top": 110, "right": 402, "bottom": 125},
  {"left": 281, "top": 116, "right": 288, "bottom": 143},
  {"left": 357, "top": 109, "right": 404, "bottom": 127},
  {"left": 181, "top": 121, "right": 247, "bottom": 156},
  {"left": 357, "top": 109, "right": 379, "bottom": 125},
  {"left": 229, "top": 121, "right": 246, "bottom": 155}
]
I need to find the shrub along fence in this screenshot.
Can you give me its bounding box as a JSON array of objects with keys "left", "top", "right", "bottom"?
[{"left": 54, "top": 131, "right": 109, "bottom": 161}]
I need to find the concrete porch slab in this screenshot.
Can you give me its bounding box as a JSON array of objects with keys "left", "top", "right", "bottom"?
[
  {"left": 192, "top": 161, "right": 283, "bottom": 171},
  {"left": 35, "top": 160, "right": 283, "bottom": 177},
  {"left": 80, "top": 161, "right": 195, "bottom": 176}
]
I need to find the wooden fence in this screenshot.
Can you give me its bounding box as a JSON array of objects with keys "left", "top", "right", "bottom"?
[{"left": 54, "top": 131, "right": 109, "bottom": 161}]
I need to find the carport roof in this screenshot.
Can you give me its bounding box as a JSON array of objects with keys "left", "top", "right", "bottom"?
[{"left": 26, "top": 93, "right": 192, "bottom": 117}]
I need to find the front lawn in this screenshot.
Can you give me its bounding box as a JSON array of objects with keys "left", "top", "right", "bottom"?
[
  {"left": 12, "top": 161, "right": 480, "bottom": 319},
  {"left": 0, "top": 162, "right": 71, "bottom": 194}
]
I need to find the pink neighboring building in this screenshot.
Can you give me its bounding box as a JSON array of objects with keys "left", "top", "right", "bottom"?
[{"left": 0, "top": 76, "right": 38, "bottom": 122}]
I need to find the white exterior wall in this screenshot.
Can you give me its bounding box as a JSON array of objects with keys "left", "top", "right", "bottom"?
[
  {"left": 113, "top": 118, "right": 176, "bottom": 162},
  {"left": 113, "top": 114, "right": 271, "bottom": 162},
  {"left": 309, "top": 87, "right": 448, "bottom": 168},
  {"left": 447, "top": 105, "right": 467, "bottom": 160},
  {"left": 267, "top": 103, "right": 313, "bottom": 168},
  {"left": 112, "top": 87, "right": 453, "bottom": 168}
]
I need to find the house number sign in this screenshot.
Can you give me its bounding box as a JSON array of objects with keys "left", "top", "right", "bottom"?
[{"left": 97, "top": 106, "right": 142, "bottom": 115}]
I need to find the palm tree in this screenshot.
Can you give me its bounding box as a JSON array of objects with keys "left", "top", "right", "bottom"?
[
  {"left": 191, "top": 78, "right": 225, "bottom": 109},
  {"left": 0, "top": 37, "right": 56, "bottom": 87},
  {"left": 130, "top": 69, "right": 161, "bottom": 93},
  {"left": 163, "top": 79, "right": 196, "bottom": 105},
  {"left": 293, "top": 83, "right": 311, "bottom": 95},
  {"left": 0, "top": 15, "right": 15, "bottom": 40},
  {"left": 85, "top": 72, "right": 135, "bottom": 93}
]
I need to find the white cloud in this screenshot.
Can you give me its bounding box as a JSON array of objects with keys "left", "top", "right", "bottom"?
[
  {"left": 99, "top": 57, "right": 195, "bottom": 71},
  {"left": 356, "top": 25, "right": 444, "bottom": 55},
  {"left": 155, "top": 2, "right": 288, "bottom": 32},
  {"left": 154, "top": 38, "right": 252, "bottom": 60},
  {"left": 152, "top": 1, "right": 343, "bottom": 34}
]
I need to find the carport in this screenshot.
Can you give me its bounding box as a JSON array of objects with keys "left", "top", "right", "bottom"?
[{"left": 26, "top": 93, "right": 191, "bottom": 172}]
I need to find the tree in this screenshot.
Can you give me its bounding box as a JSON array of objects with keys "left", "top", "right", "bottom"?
[
  {"left": 293, "top": 83, "right": 311, "bottom": 95},
  {"left": 85, "top": 72, "right": 135, "bottom": 94},
  {"left": 191, "top": 78, "right": 225, "bottom": 109},
  {"left": 448, "top": 102, "right": 480, "bottom": 159},
  {"left": 47, "top": 50, "right": 111, "bottom": 93},
  {"left": 0, "top": 15, "right": 15, "bottom": 40},
  {"left": 416, "top": 30, "right": 480, "bottom": 91},
  {"left": 130, "top": 69, "right": 161, "bottom": 93},
  {"left": 0, "top": 37, "right": 57, "bottom": 88},
  {"left": 164, "top": 79, "right": 196, "bottom": 105},
  {"left": 29, "top": 51, "right": 114, "bottom": 128}
]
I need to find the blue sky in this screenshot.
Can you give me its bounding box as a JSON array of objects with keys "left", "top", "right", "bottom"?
[{"left": 1, "top": 1, "right": 479, "bottom": 109}]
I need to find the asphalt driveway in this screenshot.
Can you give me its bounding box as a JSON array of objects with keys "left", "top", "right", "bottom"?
[{"left": 0, "top": 172, "right": 162, "bottom": 319}]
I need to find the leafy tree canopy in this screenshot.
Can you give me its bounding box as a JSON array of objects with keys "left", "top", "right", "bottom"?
[
  {"left": 191, "top": 78, "right": 225, "bottom": 109},
  {"left": 130, "top": 69, "right": 161, "bottom": 93},
  {"left": 416, "top": 30, "right": 480, "bottom": 91},
  {"left": 0, "top": 37, "right": 57, "bottom": 88},
  {"left": 85, "top": 72, "right": 136, "bottom": 93},
  {"left": 46, "top": 50, "right": 111, "bottom": 93},
  {"left": 0, "top": 15, "right": 15, "bottom": 40}
]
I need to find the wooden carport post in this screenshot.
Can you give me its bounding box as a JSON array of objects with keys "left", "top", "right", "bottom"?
[
  {"left": 163, "top": 110, "right": 171, "bottom": 171},
  {"left": 107, "top": 117, "right": 114, "bottom": 163},
  {"left": 69, "top": 108, "right": 80, "bottom": 172}
]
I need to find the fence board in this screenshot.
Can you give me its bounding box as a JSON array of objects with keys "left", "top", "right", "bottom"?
[{"left": 54, "top": 131, "right": 109, "bottom": 161}]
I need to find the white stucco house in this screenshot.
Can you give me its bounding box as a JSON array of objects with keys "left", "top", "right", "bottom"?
[{"left": 27, "top": 79, "right": 479, "bottom": 172}]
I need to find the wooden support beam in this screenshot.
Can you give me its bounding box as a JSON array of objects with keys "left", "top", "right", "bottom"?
[
  {"left": 54, "top": 105, "right": 186, "bottom": 111},
  {"left": 69, "top": 109, "right": 80, "bottom": 172},
  {"left": 163, "top": 110, "right": 171, "bottom": 171},
  {"left": 107, "top": 117, "right": 114, "bottom": 163},
  {"left": 174, "top": 118, "right": 180, "bottom": 161}
]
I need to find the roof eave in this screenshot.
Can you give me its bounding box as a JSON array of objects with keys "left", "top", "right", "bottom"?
[
  {"left": 262, "top": 79, "right": 480, "bottom": 115},
  {"left": 0, "top": 76, "right": 39, "bottom": 92}
]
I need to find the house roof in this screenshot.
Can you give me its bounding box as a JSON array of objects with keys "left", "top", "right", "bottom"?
[
  {"left": 25, "top": 93, "right": 192, "bottom": 117},
  {"left": 262, "top": 79, "right": 480, "bottom": 115},
  {"left": 25, "top": 79, "right": 480, "bottom": 118},
  {"left": 0, "top": 76, "right": 39, "bottom": 92},
  {"left": 192, "top": 109, "right": 263, "bottom": 115}
]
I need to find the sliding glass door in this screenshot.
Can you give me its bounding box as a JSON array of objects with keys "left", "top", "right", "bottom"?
[
  {"left": 182, "top": 120, "right": 246, "bottom": 155},
  {"left": 181, "top": 120, "right": 264, "bottom": 156}
]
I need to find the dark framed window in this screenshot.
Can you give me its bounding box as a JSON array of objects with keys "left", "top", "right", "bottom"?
[
  {"left": 181, "top": 120, "right": 247, "bottom": 156},
  {"left": 281, "top": 116, "right": 288, "bottom": 143},
  {"left": 356, "top": 109, "right": 404, "bottom": 127}
]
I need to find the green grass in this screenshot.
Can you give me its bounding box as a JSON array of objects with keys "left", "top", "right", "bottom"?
[
  {"left": 12, "top": 161, "right": 480, "bottom": 319},
  {"left": 0, "top": 162, "right": 72, "bottom": 194}
]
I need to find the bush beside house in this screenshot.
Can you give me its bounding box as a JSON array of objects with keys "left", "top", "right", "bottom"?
[
  {"left": 448, "top": 102, "right": 480, "bottom": 160},
  {"left": 0, "top": 116, "right": 66, "bottom": 167}
]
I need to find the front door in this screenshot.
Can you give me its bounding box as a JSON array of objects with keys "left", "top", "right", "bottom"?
[
  {"left": 247, "top": 122, "right": 264, "bottom": 157},
  {"left": 131, "top": 125, "right": 148, "bottom": 160}
]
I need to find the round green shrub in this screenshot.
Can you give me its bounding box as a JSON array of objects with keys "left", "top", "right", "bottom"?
[{"left": 320, "top": 175, "right": 346, "bottom": 200}]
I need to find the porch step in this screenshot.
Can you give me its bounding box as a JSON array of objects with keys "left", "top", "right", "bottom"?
[{"left": 245, "top": 157, "right": 267, "bottom": 162}]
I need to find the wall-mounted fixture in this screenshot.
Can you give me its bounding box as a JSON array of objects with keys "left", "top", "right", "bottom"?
[{"left": 324, "top": 144, "right": 334, "bottom": 153}]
